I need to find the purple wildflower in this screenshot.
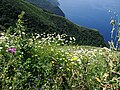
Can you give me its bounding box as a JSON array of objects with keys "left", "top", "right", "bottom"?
[
  {"left": 6, "top": 47, "right": 16, "bottom": 55},
  {"left": 38, "top": 88, "right": 40, "bottom": 90},
  {"left": 18, "top": 67, "right": 20, "bottom": 70}
]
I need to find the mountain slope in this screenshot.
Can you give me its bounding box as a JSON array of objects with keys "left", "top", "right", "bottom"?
[
  {"left": 0, "top": 0, "right": 106, "bottom": 47},
  {"left": 49, "top": 0, "right": 60, "bottom": 6},
  {"left": 25, "top": 0, "right": 65, "bottom": 17}
]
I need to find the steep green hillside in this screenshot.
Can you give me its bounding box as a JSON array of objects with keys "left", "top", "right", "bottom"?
[
  {"left": 0, "top": 0, "right": 106, "bottom": 47},
  {"left": 25, "top": 0, "right": 65, "bottom": 17}
]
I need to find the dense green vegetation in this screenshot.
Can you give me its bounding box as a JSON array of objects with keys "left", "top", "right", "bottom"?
[
  {"left": 25, "top": 0, "right": 65, "bottom": 17},
  {"left": 0, "top": 13, "right": 120, "bottom": 90},
  {"left": 0, "top": 0, "right": 106, "bottom": 47}
]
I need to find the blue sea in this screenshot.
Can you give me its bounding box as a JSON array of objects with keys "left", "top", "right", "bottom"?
[{"left": 59, "top": 0, "right": 120, "bottom": 43}]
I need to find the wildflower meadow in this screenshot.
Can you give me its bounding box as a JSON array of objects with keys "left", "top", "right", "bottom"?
[{"left": 0, "top": 12, "right": 120, "bottom": 90}]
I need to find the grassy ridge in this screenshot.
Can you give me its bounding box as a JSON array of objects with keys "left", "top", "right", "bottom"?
[
  {"left": 0, "top": 0, "right": 106, "bottom": 47},
  {"left": 25, "top": 0, "right": 65, "bottom": 17}
]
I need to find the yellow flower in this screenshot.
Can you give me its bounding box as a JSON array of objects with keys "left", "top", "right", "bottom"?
[
  {"left": 95, "top": 77, "right": 101, "bottom": 82},
  {"left": 52, "top": 61, "right": 54, "bottom": 64},
  {"left": 6, "top": 77, "right": 9, "bottom": 79},
  {"left": 67, "top": 68, "right": 70, "bottom": 71},
  {"left": 71, "top": 56, "right": 78, "bottom": 61}
]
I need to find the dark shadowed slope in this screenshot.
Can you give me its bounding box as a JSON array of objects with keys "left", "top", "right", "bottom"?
[{"left": 25, "top": 0, "right": 65, "bottom": 17}]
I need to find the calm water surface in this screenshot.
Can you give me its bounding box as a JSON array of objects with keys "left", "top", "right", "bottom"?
[{"left": 59, "top": 0, "right": 120, "bottom": 43}]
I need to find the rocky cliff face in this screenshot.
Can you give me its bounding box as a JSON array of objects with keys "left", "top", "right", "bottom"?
[{"left": 25, "top": 0, "right": 65, "bottom": 17}]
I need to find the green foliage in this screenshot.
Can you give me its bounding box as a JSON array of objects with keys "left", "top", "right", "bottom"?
[
  {"left": 0, "top": 0, "right": 106, "bottom": 47},
  {"left": 0, "top": 12, "right": 120, "bottom": 90},
  {"left": 109, "top": 18, "right": 120, "bottom": 50},
  {"left": 0, "top": 11, "right": 75, "bottom": 90},
  {"left": 65, "top": 46, "right": 120, "bottom": 90}
]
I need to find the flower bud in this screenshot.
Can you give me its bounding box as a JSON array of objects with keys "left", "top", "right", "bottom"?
[
  {"left": 118, "top": 23, "right": 120, "bottom": 27},
  {"left": 110, "top": 20, "right": 115, "bottom": 25}
]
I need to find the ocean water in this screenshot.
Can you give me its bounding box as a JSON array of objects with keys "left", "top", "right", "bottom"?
[{"left": 59, "top": 0, "right": 120, "bottom": 43}]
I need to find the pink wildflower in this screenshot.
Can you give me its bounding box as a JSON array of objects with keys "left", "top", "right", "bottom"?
[{"left": 6, "top": 47, "right": 16, "bottom": 55}]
